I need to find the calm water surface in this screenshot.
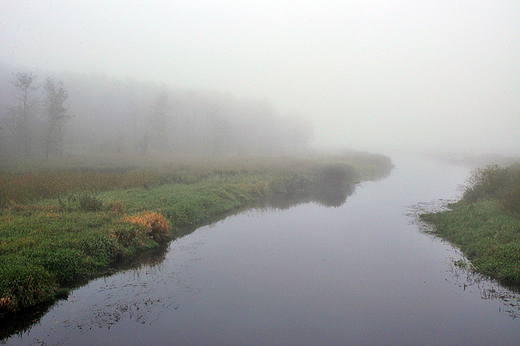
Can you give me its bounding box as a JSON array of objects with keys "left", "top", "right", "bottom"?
[{"left": 5, "top": 156, "right": 520, "bottom": 345}]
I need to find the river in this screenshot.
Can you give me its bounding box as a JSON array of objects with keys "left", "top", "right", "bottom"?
[{"left": 4, "top": 155, "right": 520, "bottom": 345}]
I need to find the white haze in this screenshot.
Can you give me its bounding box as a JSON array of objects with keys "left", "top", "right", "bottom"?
[{"left": 2, "top": 0, "right": 520, "bottom": 155}]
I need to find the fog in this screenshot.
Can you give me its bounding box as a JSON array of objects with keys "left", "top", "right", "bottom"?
[{"left": 2, "top": 0, "right": 520, "bottom": 156}]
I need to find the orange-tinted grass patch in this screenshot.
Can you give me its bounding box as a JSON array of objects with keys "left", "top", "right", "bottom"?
[
  {"left": 122, "top": 211, "right": 171, "bottom": 242},
  {"left": 0, "top": 297, "right": 15, "bottom": 313}
]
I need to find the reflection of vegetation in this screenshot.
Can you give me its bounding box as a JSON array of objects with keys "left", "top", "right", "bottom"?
[
  {"left": 445, "top": 261, "right": 520, "bottom": 320},
  {"left": 420, "top": 163, "right": 520, "bottom": 287},
  {"left": 314, "top": 183, "right": 356, "bottom": 207},
  {"left": 0, "top": 298, "right": 56, "bottom": 340},
  {"left": 0, "top": 151, "right": 393, "bottom": 331},
  {"left": 253, "top": 183, "right": 357, "bottom": 210}
]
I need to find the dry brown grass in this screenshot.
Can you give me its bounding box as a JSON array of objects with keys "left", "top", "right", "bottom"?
[
  {"left": 6, "top": 203, "right": 61, "bottom": 213},
  {"left": 0, "top": 171, "right": 152, "bottom": 206},
  {"left": 122, "top": 211, "right": 171, "bottom": 242}
]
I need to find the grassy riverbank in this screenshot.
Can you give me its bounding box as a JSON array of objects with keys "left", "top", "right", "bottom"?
[
  {"left": 420, "top": 163, "right": 520, "bottom": 287},
  {"left": 0, "top": 151, "right": 393, "bottom": 318}
]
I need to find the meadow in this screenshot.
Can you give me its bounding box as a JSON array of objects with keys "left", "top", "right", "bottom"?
[
  {"left": 420, "top": 163, "right": 520, "bottom": 287},
  {"left": 0, "top": 151, "right": 393, "bottom": 318}
]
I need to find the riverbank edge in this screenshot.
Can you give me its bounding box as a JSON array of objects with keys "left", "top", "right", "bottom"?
[
  {"left": 0, "top": 153, "right": 394, "bottom": 321},
  {"left": 420, "top": 200, "right": 520, "bottom": 289}
]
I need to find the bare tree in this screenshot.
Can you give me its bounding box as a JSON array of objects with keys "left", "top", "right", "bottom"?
[
  {"left": 43, "top": 77, "right": 71, "bottom": 159},
  {"left": 8, "top": 72, "right": 39, "bottom": 157}
]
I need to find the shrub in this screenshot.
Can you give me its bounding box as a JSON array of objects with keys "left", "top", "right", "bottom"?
[
  {"left": 499, "top": 164, "right": 520, "bottom": 213},
  {"left": 461, "top": 165, "right": 511, "bottom": 204},
  {"left": 458, "top": 163, "right": 520, "bottom": 214}
]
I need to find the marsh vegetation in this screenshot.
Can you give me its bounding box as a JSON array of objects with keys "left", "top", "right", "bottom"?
[
  {"left": 0, "top": 151, "right": 393, "bottom": 322},
  {"left": 421, "top": 163, "right": 520, "bottom": 286}
]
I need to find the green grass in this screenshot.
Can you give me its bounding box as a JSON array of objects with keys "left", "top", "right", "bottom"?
[
  {"left": 0, "top": 151, "right": 394, "bottom": 318},
  {"left": 420, "top": 163, "right": 520, "bottom": 287}
]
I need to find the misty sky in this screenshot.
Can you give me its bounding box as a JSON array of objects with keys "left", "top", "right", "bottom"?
[{"left": 2, "top": 0, "right": 520, "bottom": 154}]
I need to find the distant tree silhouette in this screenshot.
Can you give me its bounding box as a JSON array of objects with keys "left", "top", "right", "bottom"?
[
  {"left": 8, "top": 72, "right": 39, "bottom": 157},
  {"left": 43, "top": 77, "right": 71, "bottom": 159}
]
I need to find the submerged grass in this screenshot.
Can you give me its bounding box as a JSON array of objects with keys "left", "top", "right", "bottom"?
[
  {"left": 420, "top": 163, "right": 520, "bottom": 287},
  {"left": 0, "top": 151, "right": 393, "bottom": 318}
]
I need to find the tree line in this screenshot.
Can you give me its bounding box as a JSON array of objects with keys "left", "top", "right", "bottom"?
[
  {"left": 1, "top": 72, "right": 71, "bottom": 159},
  {"left": 0, "top": 65, "right": 313, "bottom": 159}
]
